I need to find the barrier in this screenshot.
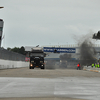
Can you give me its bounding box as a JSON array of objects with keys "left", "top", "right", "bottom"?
[
  {"left": 83, "top": 66, "right": 100, "bottom": 72},
  {"left": 0, "top": 47, "right": 26, "bottom": 61},
  {"left": 0, "top": 59, "right": 29, "bottom": 69}
]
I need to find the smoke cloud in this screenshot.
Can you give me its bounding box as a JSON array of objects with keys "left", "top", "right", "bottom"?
[
  {"left": 79, "top": 34, "right": 97, "bottom": 67},
  {"left": 60, "top": 54, "right": 71, "bottom": 61}
]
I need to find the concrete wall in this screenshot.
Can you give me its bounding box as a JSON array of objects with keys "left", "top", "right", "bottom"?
[{"left": 0, "top": 59, "right": 29, "bottom": 69}]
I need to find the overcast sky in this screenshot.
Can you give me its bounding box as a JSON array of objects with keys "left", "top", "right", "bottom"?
[{"left": 0, "top": 0, "right": 100, "bottom": 48}]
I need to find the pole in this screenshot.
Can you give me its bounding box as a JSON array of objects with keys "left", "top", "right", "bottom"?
[{"left": 0, "top": 7, "right": 4, "bottom": 9}]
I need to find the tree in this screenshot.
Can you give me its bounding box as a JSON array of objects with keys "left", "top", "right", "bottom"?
[
  {"left": 19, "top": 46, "right": 25, "bottom": 55},
  {"left": 7, "top": 47, "right": 11, "bottom": 51},
  {"left": 7, "top": 46, "right": 26, "bottom": 55}
]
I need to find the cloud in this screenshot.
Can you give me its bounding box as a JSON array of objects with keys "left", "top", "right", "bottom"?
[{"left": 1, "top": 0, "right": 100, "bottom": 48}]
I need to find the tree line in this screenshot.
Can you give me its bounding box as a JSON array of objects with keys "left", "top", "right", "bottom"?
[{"left": 7, "top": 46, "right": 26, "bottom": 55}]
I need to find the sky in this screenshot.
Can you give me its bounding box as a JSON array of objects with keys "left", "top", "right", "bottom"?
[{"left": 0, "top": 0, "right": 100, "bottom": 48}]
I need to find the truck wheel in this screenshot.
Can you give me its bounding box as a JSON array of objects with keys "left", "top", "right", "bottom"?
[
  {"left": 29, "top": 66, "right": 31, "bottom": 69},
  {"left": 41, "top": 66, "right": 45, "bottom": 69}
]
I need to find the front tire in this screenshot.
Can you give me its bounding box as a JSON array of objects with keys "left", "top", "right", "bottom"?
[
  {"left": 29, "top": 66, "right": 34, "bottom": 69},
  {"left": 41, "top": 65, "right": 45, "bottom": 69},
  {"left": 29, "top": 66, "right": 31, "bottom": 69}
]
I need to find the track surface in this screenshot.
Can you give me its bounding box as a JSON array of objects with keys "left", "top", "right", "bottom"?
[
  {"left": 0, "top": 67, "right": 100, "bottom": 78},
  {"left": 0, "top": 67, "right": 100, "bottom": 100}
]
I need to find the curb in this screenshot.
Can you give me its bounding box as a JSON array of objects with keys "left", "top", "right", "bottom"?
[{"left": 83, "top": 67, "right": 100, "bottom": 73}]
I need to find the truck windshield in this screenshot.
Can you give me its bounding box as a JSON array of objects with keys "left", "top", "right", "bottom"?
[{"left": 30, "top": 53, "right": 44, "bottom": 57}]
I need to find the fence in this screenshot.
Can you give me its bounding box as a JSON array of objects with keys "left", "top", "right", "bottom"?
[
  {"left": 42, "top": 44, "right": 100, "bottom": 48},
  {"left": 0, "top": 47, "right": 26, "bottom": 61}
]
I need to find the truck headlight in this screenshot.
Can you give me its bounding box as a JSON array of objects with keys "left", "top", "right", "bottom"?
[
  {"left": 41, "top": 65, "right": 43, "bottom": 66},
  {"left": 30, "top": 63, "right": 33, "bottom": 66}
]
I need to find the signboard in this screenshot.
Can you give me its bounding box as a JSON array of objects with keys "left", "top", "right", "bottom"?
[
  {"left": 43, "top": 47, "right": 76, "bottom": 53},
  {"left": 25, "top": 57, "right": 30, "bottom": 62}
]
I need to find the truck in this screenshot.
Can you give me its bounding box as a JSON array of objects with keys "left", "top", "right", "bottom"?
[{"left": 29, "top": 48, "right": 46, "bottom": 69}]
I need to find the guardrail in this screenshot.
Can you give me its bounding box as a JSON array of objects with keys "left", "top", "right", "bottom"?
[
  {"left": 83, "top": 66, "right": 100, "bottom": 72},
  {"left": 0, "top": 59, "right": 29, "bottom": 69}
]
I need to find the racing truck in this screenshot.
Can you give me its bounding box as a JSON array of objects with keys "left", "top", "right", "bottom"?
[{"left": 29, "top": 48, "right": 46, "bottom": 69}]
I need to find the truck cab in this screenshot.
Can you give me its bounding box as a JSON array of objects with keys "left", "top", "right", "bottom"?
[{"left": 29, "top": 50, "right": 45, "bottom": 69}]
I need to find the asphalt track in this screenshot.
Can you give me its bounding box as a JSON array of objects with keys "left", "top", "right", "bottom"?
[{"left": 0, "top": 67, "right": 100, "bottom": 100}]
